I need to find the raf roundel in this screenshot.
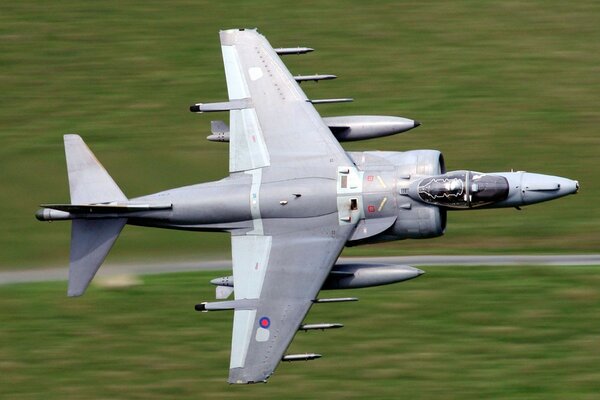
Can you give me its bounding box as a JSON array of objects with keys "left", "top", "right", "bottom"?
[{"left": 259, "top": 317, "right": 271, "bottom": 329}]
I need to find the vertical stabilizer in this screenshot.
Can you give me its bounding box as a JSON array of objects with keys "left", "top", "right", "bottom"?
[{"left": 64, "top": 134, "right": 127, "bottom": 204}]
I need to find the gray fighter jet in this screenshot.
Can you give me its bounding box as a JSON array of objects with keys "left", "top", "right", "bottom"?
[{"left": 36, "top": 29, "right": 579, "bottom": 384}]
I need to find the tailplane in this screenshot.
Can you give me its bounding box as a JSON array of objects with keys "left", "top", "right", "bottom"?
[
  {"left": 63, "top": 135, "right": 127, "bottom": 296},
  {"left": 69, "top": 218, "right": 126, "bottom": 296},
  {"left": 64, "top": 134, "right": 127, "bottom": 204}
]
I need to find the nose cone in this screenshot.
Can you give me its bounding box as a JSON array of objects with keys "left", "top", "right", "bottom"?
[
  {"left": 521, "top": 173, "right": 579, "bottom": 205},
  {"left": 491, "top": 171, "right": 579, "bottom": 208}
]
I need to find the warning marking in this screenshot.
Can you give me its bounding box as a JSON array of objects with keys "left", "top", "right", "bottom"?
[{"left": 378, "top": 197, "right": 388, "bottom": 212}]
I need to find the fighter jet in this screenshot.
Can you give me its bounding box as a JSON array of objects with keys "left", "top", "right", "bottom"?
[{"left": 36, "top": 28, "right": 579, "bottom": 384}]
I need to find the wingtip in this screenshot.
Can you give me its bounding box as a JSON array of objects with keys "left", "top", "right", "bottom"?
[
  {"left": 67, "top": 287, "right": 85, "bottom": 297},
  {"left": 63, "top": 133, "right": 82, "bottom": 142},
  {"left": 228, "top": 367, "right": 271, "bottom": 384}
]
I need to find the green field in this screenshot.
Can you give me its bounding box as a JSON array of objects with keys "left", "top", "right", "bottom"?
[
  {"left": 1, "top": 1, "right": 598, "bottom": 268},
  {"left": 2, "top": 266, "right": 600, "bottom": 399},
  {"left": 2, "top": 3, "right": 599, "bottom": 398}
]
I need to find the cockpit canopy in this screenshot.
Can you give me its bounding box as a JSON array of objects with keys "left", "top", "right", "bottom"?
[{"left": 415, "top": 171, "right": 509, "bottom": 209}]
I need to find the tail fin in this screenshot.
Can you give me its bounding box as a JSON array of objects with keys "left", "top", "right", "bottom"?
[{"left": 63, "top": 134, "right": 127, "bottom": 296}]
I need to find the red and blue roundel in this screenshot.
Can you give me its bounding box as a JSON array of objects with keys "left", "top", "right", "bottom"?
[{"left": 259, "top": 317, "right": 270, "bottom": 329}]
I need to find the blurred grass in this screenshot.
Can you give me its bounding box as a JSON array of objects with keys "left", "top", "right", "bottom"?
[
  {"left": 2, "top": 266, "right": 600, "bottom": 399},
  {"left": 1, "top": 0, "right": 599, "bottom": 268}
]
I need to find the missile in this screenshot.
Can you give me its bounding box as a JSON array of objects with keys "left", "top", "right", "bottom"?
[
  {"left": 282, "top": 353, "right": 322, "bottom": 361},
  {"left": 312, "top": 297, "right": 358, "bottom": 303},
  {"left": 308, "top": 98, "right": 354, "bottom": 104},
  {"left": 299, "top": 323, "right": 344, "bottom": 331},
  {"left": 274, "top": 47, "right": 314, "bottom": 55},
  {"left": 294, "top": 74, "right": 337, "bottom": 83}
]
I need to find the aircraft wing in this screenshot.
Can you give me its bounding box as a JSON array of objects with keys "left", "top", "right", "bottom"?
[
  {"left": 211, "top": 29, "right": 362, "bottom": 383},
  {"left": 226, "top": 216, "right": 355, "bottom": 384},
  {"left": 218, "top": 28, "right": 353, "bottom": 175}
]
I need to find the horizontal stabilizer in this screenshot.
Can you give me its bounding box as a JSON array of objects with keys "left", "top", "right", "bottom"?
[
  {"left": 41, "top": 203, "right": 171, "bottom": 214},
  {"left": 64, "top": 135, "right": 127, "bottom": 204},
  {"left": 61, "top": 135, "right": 129, "bottom": 296},
  {"left": 68, "top": 218, "right": 126, "bottom": 296}
]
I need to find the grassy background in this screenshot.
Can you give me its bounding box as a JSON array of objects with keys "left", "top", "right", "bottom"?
[
  {"left": 2, "top": 266, "right": 600, "bottom": 399},
  {"left": 1, "top": 0, "right": 598, "bottom": 268},
  {"left": 2, "top": 4, "right": 599, "bottom": 397}
]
